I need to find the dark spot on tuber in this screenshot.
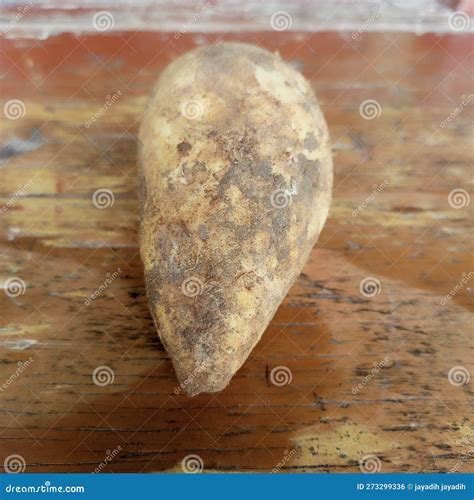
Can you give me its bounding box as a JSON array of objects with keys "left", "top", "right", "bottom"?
[
  {"left": 177, "top": 141, "right": 192, "bottom": 156},
  {"left": 198, "top": 225, "right": 209, "bottom": 240},
  {"left": 304, "top": 133, "right": 318, "bottom": 151}
]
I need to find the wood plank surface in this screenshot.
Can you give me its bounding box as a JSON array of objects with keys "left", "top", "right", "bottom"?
[{"left": 0, "top": 30, "right": 473, "bottom": 473}]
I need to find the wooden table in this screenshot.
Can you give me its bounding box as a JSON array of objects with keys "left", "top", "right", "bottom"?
[{"left": 0, "top": 30, "right": 472, "bottom": 473}]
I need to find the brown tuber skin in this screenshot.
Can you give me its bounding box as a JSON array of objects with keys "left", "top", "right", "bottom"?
[{"left": 139, "top": 42, "right": 333, "bottom": 396}]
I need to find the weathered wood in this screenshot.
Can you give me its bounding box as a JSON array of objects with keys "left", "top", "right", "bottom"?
[{"left": 0, "top": 31, "right": 472, "bottom": 473}]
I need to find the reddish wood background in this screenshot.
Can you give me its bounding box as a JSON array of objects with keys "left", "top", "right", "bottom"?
[{"left": 0, "top": 31, "right": 472, "bottom": 473}]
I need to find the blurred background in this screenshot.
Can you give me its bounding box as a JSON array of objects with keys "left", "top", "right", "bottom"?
[{"left": 1, "top": 0, "right": 474, "bottom": 36}]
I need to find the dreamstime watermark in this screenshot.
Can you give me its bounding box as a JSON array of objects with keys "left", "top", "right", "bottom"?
[
  {"left": 92, "top": 11, "right": 114, "bottom": 32},
  {"left": 181, "top": 454, "right": 204, "bottom": 473},
  {"left": 270, "top": 11, "right": 293, "bottom": 31},
  {"left": 1, "top": 180, "right": 33, "bottom": 214},
  {"left": 440, "top": 271, "right": 473, "bottom": 305},
  {"left": 92, "top": 366, "right": 115, "bottom": 387},
  {"left": 359, "top": 99, "right": 382, "bottom": 120},
  {"left": 448, "top": 11, "right": 471, "bottom": 32},
  {"left": 84, "top": 268, "right": 122, "bottom": 306},
  {"left": 3, "top": 277, "right": 27, "bottom": 298},
  {"left": 0, "top": 357, "right": 34, "bottom": 393},
  {"left": 352, "top": 1, "right": 388, "bottom": 39},
  {"left": 3, "top": 99, "right": 26, "bottom": 120},
  {"left": 173, "top": 361, "right": 211, "bottom": 395},
  {"left": 2, "top": 2, "right": 33, "bottom": 35},
  {"left": 271, "top": 445, "right": 301, "bottom": 473},
  {"left": 180, "top": 99, "right": 204, "bottom": 120},
  {"left": 92, "top": 188, "right": 115, "bottom": 209},
  {"left": 84, "top": 90, "right": 122, "bottom": 128},
  {"left": 449, "top": 448, "right": 474, "bottom": 473},
  {"left": 359, "top": 454, "right": 382, "bottom": 473},
  {"left": 4, "top": 454, "right": 26, "bottom": 473},
  {"left": 352, "top": 180, "right": 388, "bottom": 217},
  {"left": 181, "top": 276, "right": 204, "bottom": 297},
  {"left": 174, "top": 2, "right": 211, "bottom": 39},
  {"left": 270, "top": 182, "right": 298, "bottom": 209},
  {"left": 448, "top": 188, "right": 470, "bottom": 209},
  {"left": 4, "top": 483, "right": 84, "bottom": 493},
  {"left": 440, "top": 94, "right": 473, "bottom": 128},
  {"left": 180, "top": 277, "right": 221, "bottom": 301},
  {"left": 269, "top": 366, "right": 292, "bottom": 386},
  {"left": 93, "top": 446, "right": 123, "bottom": 473},
  {"left": 359, "top": 276, "right": 382, "bottom": 298},
  {"left": 448, "top": 366, "right": 470, "bottom": 387},
  {"left": 351, "top": 356, "right": 390, "bottom": 395}
]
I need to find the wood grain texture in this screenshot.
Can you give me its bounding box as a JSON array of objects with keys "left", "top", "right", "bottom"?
[{"left": 0, "top": 31, "right": 472, "bottom": 473}]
